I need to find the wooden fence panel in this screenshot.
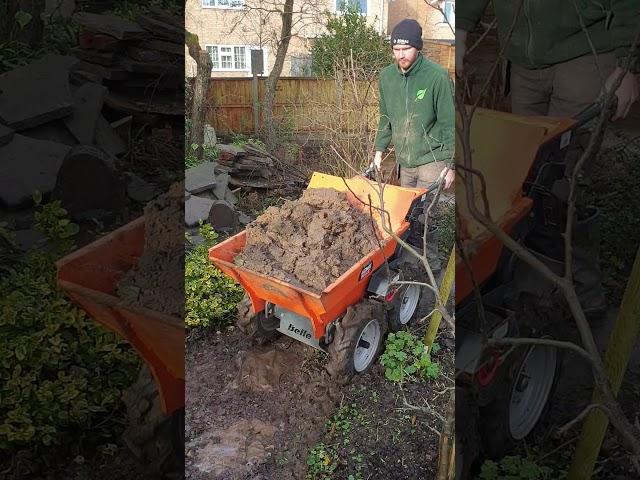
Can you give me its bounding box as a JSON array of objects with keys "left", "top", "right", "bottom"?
[{"left": 206, "top": 42, "right": 455, "bottom": 136}]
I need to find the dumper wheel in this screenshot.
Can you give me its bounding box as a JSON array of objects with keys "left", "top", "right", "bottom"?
[
  {"left": 387, "top": 260, "right": 424, "bottom": 332},
  {"left": 237, "top": 295, "right": 280, "bottom": 345},
  {"left": 122, "top": 366, "right": 184, "bottom": 479},
  {"left": 326, "top": 299, "right": 387, "bottom": 385}
]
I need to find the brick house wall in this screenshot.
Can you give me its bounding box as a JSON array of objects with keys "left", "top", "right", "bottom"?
[
  {"left": 387, "top": 0, "right": 454, "bottom": 41},
  {"left": 185, "top": 0, "right": 389, "bottom": 78}
]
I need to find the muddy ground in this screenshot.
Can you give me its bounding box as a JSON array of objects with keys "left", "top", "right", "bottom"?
[
  {"left": 236, "top": 188, "right": 381, "bottom": 293},
  {"left": 186, "top": 172, "right": 455, "bottom": 479},
  {"left": 185, "top": 310, "right": 454, "bottom": 480}
]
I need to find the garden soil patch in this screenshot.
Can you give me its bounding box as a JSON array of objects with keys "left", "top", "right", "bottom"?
[
  {"left": 117, "top": 182, "right": 184, "bottom": 316},
  {"left": 235, "top": 188, "right": 380, "bottom": 292},
  {"left": 185, "top": 296, "right": 453, "bottom": 480}
]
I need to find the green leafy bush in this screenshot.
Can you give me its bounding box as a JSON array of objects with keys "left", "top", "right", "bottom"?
[
  {"left": 480, "top": 456, "right": 553, "bottom": 480},
  {"left": 310, "top": 6, "right": 391, "bottom": 77},
  {"left": 33, "top": 192, "right": 80, "bottom": 254},
  {"left": 379, "top": 331, "right": 440, "bottom": 383},
  {"left": 0, "top": 206, "right": 138, "bottom": 450},
  {"left": 185, "top": 224, "right": 244, "bottom": 329},
  {"left": 185, "top": 143, "right": 218, "bottom": 169}
]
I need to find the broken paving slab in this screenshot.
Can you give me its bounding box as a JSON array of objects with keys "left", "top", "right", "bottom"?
[
  {"left": 64, "top": 83, "right": 107, "bottom": 144},
  {"left": 238, "top": 212, "right": 253, "bottom": 225},
  {"left": 0, "top": 134, "right": 71, "bottom": 209},
  {"left": 217, "top": 143, "right": 245, "bottom": 158},
  {"left": 94, "top": 115, "right": 127, "bottom": 156},
  {"left": 224, "top": 188, "right": 238, "bottom": 206},
  {"left": 0, "top": 124, "right": 14, "bottom": 146},
  {"left": 73, "top": 12, "right": 148, "bottom": 40},
  {"left": 135, "top": 14, "right": 183, "bottom": 44},
  {"left": 185, "top": 195, "right": 214, "bottom": 228},
  {"left": 185, "top": 161, "right": 216, "bottom": 194},
  {"left": 209, "top": 200, "right": 239, "bottom": 232},
  {"left": 212, "top": 172, "right": 229, "bottom": 200},
  {"left": 53, "top": 145, "right": 126, "bottom": 220},
  {"left": 0, "top": 54, "right": 79, "bottom": 129},
  {"left": 126, "top": 173, "right": 160, "bottom": 203},
  {"left": 21, "top": 121, "right": 78, "bottom": 146}
]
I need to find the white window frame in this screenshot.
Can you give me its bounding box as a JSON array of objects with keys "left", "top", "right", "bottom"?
[
  {"left": 334, "top": 0, "right": 368, "bottom": 14},
  {"left": 201, "top": 0, "right": 245, "bottom": 10},
  {"left": 206, "top": 45, "right": 269, "bottom": 77},
  {"left": 441, "top": 0, "right": 455, "bottom": 28},
  {"left": 207, "top": 45, "right": 249, "bottom": 72}
]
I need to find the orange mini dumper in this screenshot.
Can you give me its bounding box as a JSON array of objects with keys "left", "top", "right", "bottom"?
[
  {"left": 209, "top": 172, "right": 434, "bottom": 384},
  {"left": 454, "top": 104, "right": 605, "bottom": 478},
  {"left": 56, "top": 216, "right": 185, "bottom": 476}
]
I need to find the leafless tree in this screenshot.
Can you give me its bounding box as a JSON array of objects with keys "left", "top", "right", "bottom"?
[{"left": 186, "top": 31, "right": 213, "bottom": 161}]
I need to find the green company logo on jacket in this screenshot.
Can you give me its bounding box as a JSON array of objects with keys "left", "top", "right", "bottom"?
[{"left": 416, "top": 89, "right": 427, "bottom": 100}]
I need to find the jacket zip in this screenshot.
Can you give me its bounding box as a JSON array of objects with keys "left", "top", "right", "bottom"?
[
  {"left": 404, "top": 74, "right": 410, "bottom": 166},
  {"left": 525, "top": 0, "right": 534, "bottom": 65}
]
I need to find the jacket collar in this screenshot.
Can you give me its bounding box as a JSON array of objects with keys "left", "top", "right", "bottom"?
[{"left": 396, "top": 53, "right": 424, "bottom": 77}]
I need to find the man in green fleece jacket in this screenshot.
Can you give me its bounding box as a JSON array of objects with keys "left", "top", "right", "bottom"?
[
  {"left": 456, "top": 1, "right": 640, "bottom": 119},
  {"left": 374, "top": 19, "right": 456, "bottom": 190}
]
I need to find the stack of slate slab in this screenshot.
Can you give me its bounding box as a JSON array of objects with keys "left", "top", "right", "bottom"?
[
  {"left": 0, "top": 53, "right": 153, "bottom": 212},
  {"left": 72, "top": 9, "right": 183, "bottom": 120},
  {"left": 215, "top": 143, "right": 279, "bottom": 188},
  {"left": 184, "top": 161, "right": 252, "bottom": 234}
]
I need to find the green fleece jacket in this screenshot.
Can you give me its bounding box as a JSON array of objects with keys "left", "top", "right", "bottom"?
[
  {"left": 457, "top": 0, "right": 640, "bottom": 71},
  {"left": 374, "top": 54, "right": 455, "bottom": 168}
]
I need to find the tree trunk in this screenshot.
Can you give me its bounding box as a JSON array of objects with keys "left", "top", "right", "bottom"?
[
  {"left": 186, "top": 32, "right": 213, "bottom": 161},
  {"left": 261, "top": 0, "right": 293, "bottom": 151},
  {"left": 436, "top": 389, "right": 455, "bottom": 480}
]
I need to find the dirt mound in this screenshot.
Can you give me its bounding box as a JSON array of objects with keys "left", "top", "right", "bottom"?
[
  {"left": 117, "top": 182, "right": 184, "bottom": 316},
  {"left": 235, "top": 188, "right": 380, "bottom": 292},
  {"left": 230, "top": 349, "right": 298, "bottom": 393}
]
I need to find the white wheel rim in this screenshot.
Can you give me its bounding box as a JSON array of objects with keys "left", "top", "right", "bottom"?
[
  {"left": 353, "top": 320, "right": 382, "bottom": 372},
  {"left": 509, "top": 345, "right": 557, "bottom": 439},
  {"left": 398, "top": 284, "right": 420, "bottom": 325}
]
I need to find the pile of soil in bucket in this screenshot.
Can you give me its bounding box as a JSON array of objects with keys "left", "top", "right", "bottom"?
[
  {"left": 116, "top": 182, "right": 184, "bottom": 316},
  {"left": 235, "top": 188, "right": 380, "bottom": 292}
]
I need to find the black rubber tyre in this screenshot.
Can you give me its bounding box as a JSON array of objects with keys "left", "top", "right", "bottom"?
[
  {"left": 387, "top": 260, "right": 425, "bottom": 332},
  {"left": 455, "top": 387, "right": 481, "bottom": 480},
  {"left": 326, "top": 299, "right": 387, "bottom": 385},
  {"left": 236, "top": 295, "right": 280, "bottom": 345},
  {"left": 479, "top": 342, "right": 561, "bottom": 459},
  {"left": 122, "top": 366, "right": 184, "bottom": 479}
]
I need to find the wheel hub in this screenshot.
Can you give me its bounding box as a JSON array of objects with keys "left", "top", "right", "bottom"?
[
  {"left": 353, "top": 319, "right": 381, "bottom": 373},
  {"left": 508, "top": 345, "right": 557, "bottom": 439}
]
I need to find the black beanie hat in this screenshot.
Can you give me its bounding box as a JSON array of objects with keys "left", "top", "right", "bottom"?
[{"left": 391, "top": 19, "right": 423, "bottom": 50}]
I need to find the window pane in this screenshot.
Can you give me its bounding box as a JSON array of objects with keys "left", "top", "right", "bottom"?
[
  {"left": 359, "top": 0, "right": 367, "bottom": 13},
  {"left": 221, "top": 47, "right": 232, "bottom": 53},
  {"left": 234, "top": 46, "right": 246, "bottom": 69},
  {"left": 218, "top": 0, "right": 229, "bottom": 6},
  {"left": 230, "top": 0, "right": 244, "bottom": 7},
  {"left": 445, "top": 1, "right": 455, "bottom": 25},
  {"left": 207, "top": 46, "right": 219, "bottom": 69},
  {"left": 202, "top": 0, "right": 215, "bottom": 6}
]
